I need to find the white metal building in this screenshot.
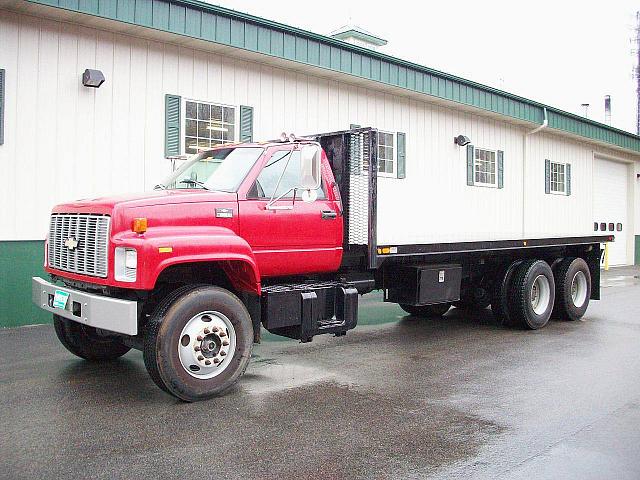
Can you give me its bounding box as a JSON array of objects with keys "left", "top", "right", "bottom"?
[{"left": 1, "top": 0, "right": 639, "bottom": 327}]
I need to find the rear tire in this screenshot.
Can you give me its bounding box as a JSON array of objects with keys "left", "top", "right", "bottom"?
[
  {"left": 53, "top": 315, "right": 131, "bottom": 361},
  {"left": 491, "top": 260, "right": 522, "bottom": 326},
  {"left": 508, "top": 259, "right": 555, "bottom": 330},
  {"left": 552, "top": 257, "right": 591, "bottom": 321},
  {"left": 143, "top": 285, "right": 253, "bottom": 402},
  {"left": 400, "top": 303, "right": 451, "bottom": 318}
]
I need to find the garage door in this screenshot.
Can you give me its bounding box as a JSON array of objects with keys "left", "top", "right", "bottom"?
[{"left": 593, "top": 158, "right": 629, "bottom": 266}]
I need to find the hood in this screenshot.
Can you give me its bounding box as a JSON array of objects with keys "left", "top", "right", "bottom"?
[{"left": 52, "top": 189, "right": 238, "bottom": 215}]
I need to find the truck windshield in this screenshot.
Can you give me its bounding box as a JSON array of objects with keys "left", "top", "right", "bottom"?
[{"left": 161, "top": 147, "right": 264, "bottom": 192}]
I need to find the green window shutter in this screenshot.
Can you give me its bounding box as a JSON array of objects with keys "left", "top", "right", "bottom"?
[
  {"left": 565, "top": 163, "right": 571, "bottom": 196},
  {"left": 239, "top": 105, "right": 254, "bottom": 142},
  {"left": 397, "top": 132, "right": 406, "bottom": 179},
  {"left": 497, "top": 150, "right": 504, "bottom": 189},
  {"left": 466, "top": 144, "right": 474, "bottom": 186},
  {"left": 545, "top": 159, "right": 551, "bottom": 194},
  {"left": 0, "top": 69, "right": 5, "bottom": 145},
  {"left": 164, "top": 94, "right": 181, "bottom": 157}
]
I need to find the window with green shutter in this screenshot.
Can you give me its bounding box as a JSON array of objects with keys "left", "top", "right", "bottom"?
[{"left": 546, "top": 160, "right": 570, "bottom": 195}]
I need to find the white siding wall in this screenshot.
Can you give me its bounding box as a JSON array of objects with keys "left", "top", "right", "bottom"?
[{"left": 1, "top": 11, "right": 638, "bottom": 251}]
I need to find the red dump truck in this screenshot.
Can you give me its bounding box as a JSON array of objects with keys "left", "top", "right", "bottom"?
[{"left": 32, "top": 128, "right": 608, "bottom": 401}]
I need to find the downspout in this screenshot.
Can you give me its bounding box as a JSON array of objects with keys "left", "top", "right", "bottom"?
[{"left": 522, "top": 107, "right": 549, "bottom": 235}]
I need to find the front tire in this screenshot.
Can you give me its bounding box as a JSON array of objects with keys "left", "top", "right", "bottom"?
[
  {"left": 143, "top": 285, "right": 253, "bottom": 402},
  {"left": 552, "top": 257, "right": 591, "bottom": 321},
  {"left": 400, "top": 303, "right": 451, "bottom": 317},
  {"left": 509, "top": 259, "right": 555, "bottom": 330},
  {"left": 53, "top": 315, "right": 131, "bottom": 361}
]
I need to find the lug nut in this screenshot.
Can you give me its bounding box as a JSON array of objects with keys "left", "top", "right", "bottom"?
[
  {"left": 194, "top": 345, "right": 201, "bottom": 351},
  {"left": 204, "top": 328, "right": 210, "bottom": 334},
  {"left": 205, "top": 360, "right": 211, "bottom": 365},
  {"left": 197, "top": 355, "right": 204, "bottom": 361},
  {"left": 197, "top": 335, "right": 203, "bottom": 341},
  {"left": 211, "top": 326, "right": 219, "bottom": 332},
  {"left": 213, "top": 358, "right": 221, "bottom": 364},
  {"left": 219, "top": 331, "right": 227, "bottom": 337},
  {"left": 220, "top": 351, "right": 226, "bottom": 357},
  {"left": 222, "top": 340, "right": 229, "bottom": 346}
]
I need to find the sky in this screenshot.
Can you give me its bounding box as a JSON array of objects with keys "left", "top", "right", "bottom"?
[{"left": 208, "top": 0, "right": 640, "bottom": 134}]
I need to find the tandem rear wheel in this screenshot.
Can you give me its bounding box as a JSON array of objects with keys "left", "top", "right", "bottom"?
[{"left": 491, "top": 257, "right": 592, "bottom": 329}]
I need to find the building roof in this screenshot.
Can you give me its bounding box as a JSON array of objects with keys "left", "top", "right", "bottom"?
[{"left": 22, "top": 0, "right": 640, "bottom": 154}]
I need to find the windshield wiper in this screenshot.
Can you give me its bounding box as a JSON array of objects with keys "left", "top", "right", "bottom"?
[{"left": 178, "top": 179, "right": 210, "bottom": 190}]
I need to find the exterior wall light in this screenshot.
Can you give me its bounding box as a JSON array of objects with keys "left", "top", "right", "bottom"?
[
  {"left": 82, "top": 69, "right": 105, "bottom": 88},
  {"left": 454, "top": 135, "right": 471, "bottom": 146}
]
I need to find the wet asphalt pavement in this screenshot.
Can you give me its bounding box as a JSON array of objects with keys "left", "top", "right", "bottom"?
[{"left": 2, "top": 274, "right": 640, "bottom": 480}]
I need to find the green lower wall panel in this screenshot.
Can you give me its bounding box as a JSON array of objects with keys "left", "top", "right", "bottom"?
[
  {"left": 0, "top": 241, "right": 50, "bottom": 328},
  {"left": 636, "top": 236, "right": 640, "bottom": 266}
]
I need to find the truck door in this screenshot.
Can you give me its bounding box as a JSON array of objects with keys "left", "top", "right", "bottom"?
[{"left": 239, "top": 146, "right": 343, "bottom": 277}]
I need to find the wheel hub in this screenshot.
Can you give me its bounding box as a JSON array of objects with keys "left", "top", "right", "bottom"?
[
  {"left": 530, "top": 274, "right": 551, "bottom": 315},
  {"left": 570, "top": 271, "right": 588, "bottom": 308},
  {"left": 178, "top": 311, "right": 236, "bottom": 379}
]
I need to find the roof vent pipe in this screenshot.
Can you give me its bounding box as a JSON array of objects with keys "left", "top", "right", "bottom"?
[{"left": 604, "top": 95, "right": 611, "bottom": 125}]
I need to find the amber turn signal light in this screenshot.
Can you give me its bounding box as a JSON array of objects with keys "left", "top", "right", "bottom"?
[{"left": 132, "top": 218, "right": 148, "bottom": 234}]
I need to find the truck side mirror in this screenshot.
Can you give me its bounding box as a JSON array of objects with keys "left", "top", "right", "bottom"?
[{"left": 300, "top": 145, "right": 322, "bottom": 191}]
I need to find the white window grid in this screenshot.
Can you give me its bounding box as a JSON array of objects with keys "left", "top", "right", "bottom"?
[
  {"left": 474, "top": 148, "right": 497, "bottom": 187},
  {"left": 550, "top": 161, "right": 566, "bottom": 194},
  {"left": 377, "top": 131, "right": 395, "bottom": 176},
  {"left": 184, "top": 99, "right": 237, "bottom": 155}
]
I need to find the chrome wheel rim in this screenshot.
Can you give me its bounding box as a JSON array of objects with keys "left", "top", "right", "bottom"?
[
  {"left": 570, "top": 271, "right": 588, "bottom": 308},
  {"left": 530, "top": 275, "right": 551, "bottom": 315},
  {"left": 178, "top": 311, "right": 236, "bottom": 379}
]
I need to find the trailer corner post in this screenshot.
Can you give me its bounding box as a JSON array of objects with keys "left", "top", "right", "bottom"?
[{"left": 522, "top": 107, "right": 549, "bottom": 235}]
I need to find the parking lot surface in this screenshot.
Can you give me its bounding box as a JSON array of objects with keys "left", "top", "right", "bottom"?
[{"left": 2, "top": 272, "right": 640, "bottom": 479}]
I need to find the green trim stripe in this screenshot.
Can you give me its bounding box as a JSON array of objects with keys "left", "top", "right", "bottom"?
[{"left": 27, "top": 0, "right": 640, "bottom": 153}]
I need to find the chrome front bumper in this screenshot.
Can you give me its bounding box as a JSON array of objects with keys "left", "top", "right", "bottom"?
[{"left": 32, "top": 277, "right": 138, "bottom": 335}]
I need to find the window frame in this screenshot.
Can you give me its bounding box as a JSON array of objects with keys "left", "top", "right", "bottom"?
[
  {"left": 473, "top": 147, "right": 498, "bottom": 188},
  {"left": 376, "top": 130, "right": 396, "bottom": 178},
  {"left": 248, "top": 146, "right": 326, "bottom": 201},
  {"left": 549, "top": 160, "right": 567, "bottom": 195},
  {"left": 182, "top": 98, "right": 238, "bottom": 155}
]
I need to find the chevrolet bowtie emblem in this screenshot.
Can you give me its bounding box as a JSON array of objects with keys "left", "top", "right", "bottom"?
[{"left": 64, "top": 237, "right": 79, "bottom": 251}]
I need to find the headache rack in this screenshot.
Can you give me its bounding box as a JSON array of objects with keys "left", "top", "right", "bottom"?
[{"left": 311, "top": 127, "right": 378, "bottom": 270}]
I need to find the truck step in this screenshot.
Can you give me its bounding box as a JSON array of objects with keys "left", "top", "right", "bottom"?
[{"left": 261, "top": 282, "right": 358, "bottom": 342}]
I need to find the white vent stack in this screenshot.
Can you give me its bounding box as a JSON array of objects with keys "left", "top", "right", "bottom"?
[{"left": 604, "top": 95, "right": 611, "bottom": 125}]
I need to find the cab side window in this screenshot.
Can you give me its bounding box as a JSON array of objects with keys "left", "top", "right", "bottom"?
[{"left": 251, "top": 149, "right": 325, "bottom": 199}]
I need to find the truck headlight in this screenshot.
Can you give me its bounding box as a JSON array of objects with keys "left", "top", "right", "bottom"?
[{"left": 115, "top": 247, "right": 137, "bottom": 282}]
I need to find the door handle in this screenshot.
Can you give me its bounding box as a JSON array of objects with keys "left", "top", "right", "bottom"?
[{"left": 321, "top": 210, "right": 337, "bottom": 220}]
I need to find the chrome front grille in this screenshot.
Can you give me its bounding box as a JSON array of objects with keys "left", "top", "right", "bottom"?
[{"left": 48, "top": 214, "right": 110, "bottom": 278}]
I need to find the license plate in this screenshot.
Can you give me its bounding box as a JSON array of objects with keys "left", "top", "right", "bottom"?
[{"left": 53, "top": 289, "right": 70, "bottom": 309}]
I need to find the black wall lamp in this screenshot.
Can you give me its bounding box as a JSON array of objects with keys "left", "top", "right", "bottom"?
[
  {"left": 454, "top": 135, "right": 471, "bottom": 146},
  {"left": 82, "top": 69, "right": 105, "bottom": 88}
]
